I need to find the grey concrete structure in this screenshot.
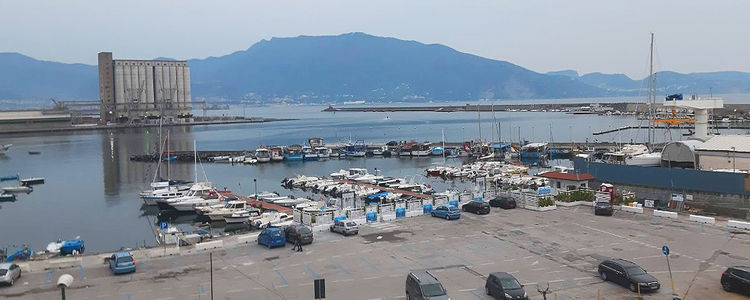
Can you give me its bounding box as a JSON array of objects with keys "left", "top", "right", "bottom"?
[{"left": 98, "top": 52, "right": 191, "bottom": 123}]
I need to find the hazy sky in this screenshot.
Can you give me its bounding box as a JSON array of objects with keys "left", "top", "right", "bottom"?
[{"left": 1, "top": 0, "right": 747, "bottom": 78}]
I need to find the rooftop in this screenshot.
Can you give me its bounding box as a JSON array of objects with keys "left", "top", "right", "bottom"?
[
  {"left": 695, "top": 135, "right": 750, "bottom": 153},
  {"left": 538, "top": 171, "right": 594, "bottom": 181}
]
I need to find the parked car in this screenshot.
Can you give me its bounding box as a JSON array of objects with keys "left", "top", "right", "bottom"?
[
  {"left": 431, "top": 205, "right": 460, "bottom": 220},
  {"left": 462, "top": 201, "right": 490, "bottom": 214},
  {"left": 489, "top": 196, "right": 516, "bottom": 209},
  {"left": 598, "top": 258, "right": 660, "bottom": 292},
  {"left": 258, "top": 227, "right": 286, "bottom": 248},
  {"left": 721, "top": 266, "right": 750, "bottom": 295},
  {"left": 0, "top": 263, "right": 21, "bottom": 286},
  {"left": 594, "top": 199, "right": 613, "bottom": 216},
  {"left": 330, "top": 220, "right": 359, "bottom": 235},
  {"left": 485, "top": 272, "right": 528, "bottom": 300},
  {"left": 285, "top": 225, "right": 314, "bottom": 245},
  {"left": 405, "top": 270, "right": 449, "bottom": 300},
  {"left": 108, "top": 252, "right": 136, "bottom": 275}
]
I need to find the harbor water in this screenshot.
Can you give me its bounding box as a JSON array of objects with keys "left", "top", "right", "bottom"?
[{"left": 2, "top": 99, "right": 750, "bottom": 252}]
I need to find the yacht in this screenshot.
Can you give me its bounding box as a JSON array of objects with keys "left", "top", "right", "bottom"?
[
  {"left": 155, "top": 182, "right": 215, "bottom": 211},
  {"left": 255, "top": 148, "right": 271, "bottom": 163},
  {"left": 205, "top": 200, "right": 252, "bottom": 222},
  {"left": 273, "top": 196, "right": 310, "bottom": 207},
  {"left": 520, "top": 143, "right": 548, "bottom": 159},
  {"left": 252, "top": 210, "right": 293, "bottom": 228},
  {"left": 224, "top": 209, "right": 261, "bottom": 224}
]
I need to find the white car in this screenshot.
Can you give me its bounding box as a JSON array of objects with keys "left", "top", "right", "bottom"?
[{"left": 330, "top": 220, "right": 359, "bottom": 235}]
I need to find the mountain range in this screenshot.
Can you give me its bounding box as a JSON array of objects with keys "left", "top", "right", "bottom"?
[{"left": 1, "top": 32, "right": 749, "bottom": 102}]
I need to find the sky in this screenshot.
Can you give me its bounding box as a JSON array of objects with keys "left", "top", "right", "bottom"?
[{"left": 1, "top": 0, "right": 748, "bottom": 79}]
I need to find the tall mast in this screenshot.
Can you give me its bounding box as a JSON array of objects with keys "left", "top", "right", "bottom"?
[
  {"left": 477, "top": 104, "right": 482, "bottom": 143},
  {"left": 166, "top": 130, "right": 170, "bottom": 180},
  {"left": 648, "top": 33, "right": 655, "bottom": 147},
  {"left": 441, "top": 128, "right": 446, "bottom": 161},
  {"left": 194, "top": 140, "right": 198, "bottom": 183}
]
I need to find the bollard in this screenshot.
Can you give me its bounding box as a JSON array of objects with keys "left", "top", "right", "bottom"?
[{"left": 652, "top": 215, "right": 659, "bottom": 225}]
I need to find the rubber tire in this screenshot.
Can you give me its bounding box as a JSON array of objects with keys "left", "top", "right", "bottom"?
[
  {"left": 445, "top": 215, "right": 450, "bottom": 220},
  {"left": 485, "top": 287, "right": 490, "bottom": 295},
  {"left": 722, "top": 281, "right": 731, "bottom": 292},
  {"left": 330, "top": 227, "right": 333, "bottom": 232},
  {"left": 600, "top": 271, "right": 607, "bottom": 281},
  {"left": 405, "top": 293, "right": 410, "bottom": 300},
  {"left": 10, "top": 278, "right": 14, "bottom": 286},
  {"left": 629, "top": 283, "right": 637, "bottom": 292},
  {"left": 431, "top": 212, "right": 435, "bottom": 217}
]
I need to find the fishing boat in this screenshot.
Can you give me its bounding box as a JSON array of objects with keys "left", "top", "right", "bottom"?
[
  {"left": 316, "top": 147, "right": 331, "bottom": 158},
  {"left": 399, "top": 142, "right": 416, "bottom": 156},
  {"left": 0, "top": 193, "right": 16, "bottom": 202},
  {"left": 20, "top": 177, "right": 45, "bottom": 186},
  {"left": 2, "top": 186, "right": 32, "bottom": 194},
  {"left": 255, "top": 148, "right": 271, "bottom": 163},
  {"left": 302, "top": 146, "right": 319, "bottom": 161},
  {"left": 345, "top": 141, "right": 366, "bottom": 157},
  {"left": 284, "top": 145, "right": 304, "bottom": 161},
  {"left": 411, "top": 142, "right": 432, "bottom": 157},
  {"left": 520, "top": 143, "right": 548, "bottom": 159},
  {"left": 269, "top": 146, "right": 284, "bottom": 161}
]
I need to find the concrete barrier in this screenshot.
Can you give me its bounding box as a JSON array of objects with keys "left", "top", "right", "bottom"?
[
  {"left": 653, "top": 210, "right": 678, "bottom": 219},
  {"left": 728, "top": 220, "right": 750, "bottom": 230},
  {"left": 237, "top": 233, "right": 260, "bottom": 244},
  {"left": 195, "top": 240, "right": 223, "bottom": 251},
  {"left": 621, "top": 206, "right": 644, "bottom": 214},
  {"left": 689, "top": 214, "right": 715, "bottom": 225},
  {"left": 48, "top": 257, "right": 83, "bottom": 269}
]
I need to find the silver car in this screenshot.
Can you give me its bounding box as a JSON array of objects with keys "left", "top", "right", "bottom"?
[
  {"left": 330, "top": 220, "right": 359, "bottom": 235},
  {"left": 0, "top": 263, "right": 22, "bottom": 286}
]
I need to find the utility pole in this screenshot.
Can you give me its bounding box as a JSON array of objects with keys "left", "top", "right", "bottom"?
[
  {"left": 210, "top": 252, "right": 214, "bottom": 300},
  {"left": 647, "top": 33, "right": 656, "bottom": 147}
]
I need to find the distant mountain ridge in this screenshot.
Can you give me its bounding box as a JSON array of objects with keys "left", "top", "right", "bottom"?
[
  {"left": 1, "top": 33, "right": 749, "bottom": 102},
  {"left": 547, "top": 69, "right": 750, "bottom": 95}
]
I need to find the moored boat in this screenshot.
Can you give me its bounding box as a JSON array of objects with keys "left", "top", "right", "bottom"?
[
  {"left": 255, "top": 148, "right": 271, "bottom": 163},
  {"left": 2, "top": 186, "right": 32, "bottom": 194},
  {"left": 20, "top": 177, "right": 45, "bottom": 186}
]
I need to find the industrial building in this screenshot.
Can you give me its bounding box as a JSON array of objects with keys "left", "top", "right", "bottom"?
[{"left": 98, "top": 52, "right": 192, "bottom": 123}]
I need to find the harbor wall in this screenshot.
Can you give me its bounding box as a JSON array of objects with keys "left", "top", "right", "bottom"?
[{"left": 574, "top": 157, "right": 750, "bottom": 219}]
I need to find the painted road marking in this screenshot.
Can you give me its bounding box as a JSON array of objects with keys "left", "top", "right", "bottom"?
[
  {"left": 332, "top": 261, "right": 351, "bottom": 275},
  {"left": 45, "top": 270, "right": 51, "bottom": 285},
  {"left": 304, "top": 263, "right": 320, "bottom": 279},
  {"left": 273, "top": 269, "right": 288, "bottom": 285},
  {"left": 469, "top": 290, "right": 487, "bottom": 300},
  {"left": 78, "top": 265, "right": 87, "bottom": 284},
  {"left": 360, "top": 256, "right": 381, "bottom": 272}
]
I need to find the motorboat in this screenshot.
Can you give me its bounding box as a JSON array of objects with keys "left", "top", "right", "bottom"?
[
  {"left": 316, "top": 147, "right": 331, "bottom": 158},
  {"left": 0, "top": 174, "right": 18, "bottom": 181},
  {"left": 140, "top": 181, "right": 189, "bottom": 205},
  {"left": 431, "top": 147, "right": 444, "bottom": 156},
  {"left": 251, "top": 191, "right": 279, "bottom": 200},
  {"left": 269, "top": 146, "right": 284, "bottom": 161},
  {"left": 224, "top": 209, "right": 261, "bottom": 224},
  {"left": 255, "top": 148, "right": 271, "bottom": 163},
  {"left": 0, "top": 144, "right": 12, "bottom": 155},
  {"left": 205, "top": 200, "right": 252, "bottom": 222},
  {"left": 243, "top": 156, "right": 258, "bottom": 164},
  {"left": 273, "top": 197, "right": 310, "bottom": 207},
  {"left": 0, "top": 193, "right": 16, "bottom": 202},
  {"left": 2, "top": 186, "right": 32, "bottom": 194},
  {"left": 330, "top": 169, "right": 348, "bottom": 179},
  {"left": 252, "top": 210, "right": 293, "bottom": 228},
  {"left": 20, "top": 177, "right": 45, "bottom": 186},
  {"left": 625, "top": 152, "right": 662, "bottom": 166},
  {"left": 170, "top": 197, "right": 223, "bottom": 213},
  {"left": 156, "top": 182, "right": 215, "bottom": 210},
  {"left": 209, "top": 155, "right": 230, "bottom": 162},
  {"left": 345, "top": 141, "right": 366, "bottom": 157},
  {"left": 229, "top": 155, "right": 246, "bottom": 163},
  {"left": 520, "top": 143, "right": 548, "bottom": 159}
]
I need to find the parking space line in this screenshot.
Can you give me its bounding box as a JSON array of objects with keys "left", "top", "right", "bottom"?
[
  {"left": 304, "top": 263, "right": 321, "bottom": 279},
  {"left": 78, "top": 265, "right": 87, "bottom": 284},
  {"left": 273, "top": 269, "right": 288, "bottom": 285},
  {"left": 45, "top": 270, "right": 51, "bottom": 285},
  {"left": 360, "top": 256, "right": 381, "bottom": 272},
  {"left": 332, "top": 261, "right": 351, "bottom": 275},
  {"left": 480, "top": 262, "right": 495, "bottom": 266},
  {"left": 468, "top": 290, "right": 487, "bottom": 300},
  {"left": 459, "top": 288, "right": 476, "bottom": 292}
]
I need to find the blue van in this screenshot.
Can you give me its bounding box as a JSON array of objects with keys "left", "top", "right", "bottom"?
[{"left": 258, "top": 227, "right": 286, "bottom": 248}]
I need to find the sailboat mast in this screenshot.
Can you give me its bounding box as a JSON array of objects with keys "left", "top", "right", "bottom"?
[
  {"left": 193, "top": 140, "right": 198, "bottom": 182},
  {"left": 441, "top": 128, "right": 446, "bottom": 161},
  {"left": 648, "top": 33, "right": 655, "bottom": 147},
  {"left": 166, "top": 130, "right": 170, "bottom": 180},
  {"left": 477, "top": 105, "right": 482, "bottom": 143}
]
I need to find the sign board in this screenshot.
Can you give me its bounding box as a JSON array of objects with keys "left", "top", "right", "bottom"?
[
  {"left": 671, "top": 193, "right": 684, "bottom": 202},
  {"left": 160, "top": 222, "right": 169, "bottom": 230},
  {"left": 314, "top": 278, "right": 326, "bottom": 299},
  {"left": 537, "top": 188, "right": 551, "bottom": 195},
  {"left": 341, "top": 192, "right": 355, "bottom": 208},
  {"left": 662, "top": 245, "right": 669, "bottom": 256},
  {"left": 685, "top": 194, "right": 693, "bottom": 201},
  {"left": 644, "top": 199, "right": 655, "bottom": 208}
]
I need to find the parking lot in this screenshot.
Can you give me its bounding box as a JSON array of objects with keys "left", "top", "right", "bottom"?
[{"left": 2, "top": 205, "right": 749, "bottom": 300}]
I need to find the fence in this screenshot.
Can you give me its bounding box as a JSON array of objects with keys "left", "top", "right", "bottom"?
[
  {"left": 407, "top": 199, "right": 424, "bottom": 217},
  {"left": 380, "top": 203, "right": 396, "bottom": 221}
]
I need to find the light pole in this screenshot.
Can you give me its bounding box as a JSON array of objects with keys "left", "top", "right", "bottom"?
[
  {"left": 253, "top": 178, "right": 258, "bottom": 199},
  {"left": 57, "top": 274, "right": 73, "bottom": 300},
  {"left": 731, "top": 146, "right": 736, "bottom": 172}
]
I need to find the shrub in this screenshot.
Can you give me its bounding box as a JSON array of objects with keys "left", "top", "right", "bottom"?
[
  {"left": 554, "top": 190, "right": 594, "bottom": 203},
  {"left": 538, "top": 197, "right": 555, "bottom": 207}
]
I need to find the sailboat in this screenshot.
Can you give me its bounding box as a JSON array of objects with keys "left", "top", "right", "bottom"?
[{"left": 625, "top": 33, "right": 661, "bottom": 167}]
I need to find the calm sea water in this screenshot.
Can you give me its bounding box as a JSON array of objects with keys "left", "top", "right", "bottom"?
[{"left": 1, "top": 98, "right": 749, "bottom": 252}]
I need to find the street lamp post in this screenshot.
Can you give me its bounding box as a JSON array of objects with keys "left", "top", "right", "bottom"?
[
  {"left": 57, "top": 274, "right": 73, "bottom": 300},
  {"left": 731, "top": 146, "right": 736, "bottom": 172},
  {"left": 253, "top": 178, "right": 258, "bottom": 199}
]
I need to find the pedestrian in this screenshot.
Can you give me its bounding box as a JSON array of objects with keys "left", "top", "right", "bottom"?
[{"left": 295, "top": 231, "right": 303, "bottom": 252}]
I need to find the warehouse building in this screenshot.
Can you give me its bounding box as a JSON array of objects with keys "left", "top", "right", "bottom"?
[{"left": 98, "top": 52, "right": 192, "bottom": 123}]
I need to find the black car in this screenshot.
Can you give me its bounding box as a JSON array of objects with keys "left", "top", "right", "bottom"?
[
  {"left": 485, "top": 272, "right": 528, "bottom": 300},
  {"left": 594, "top": 199, "right": 613, "bottom": 216},
  {"left": 463, "top": 201, "right": 491, "bottom": 214},
  {"left": 489, "top": 196, "right": 516, "bottom": 209},
  {"left": 284, "top": 225, "right": 314, "bottom": 245},
  {"left": 598, "top": 258, "right": 660, "bottom": 292},
  {"left": 405, "top": 270, "right": 449, "bottom": 300},
  {"left": 721, "top": 266, "right": 750, "bottom": 295}
]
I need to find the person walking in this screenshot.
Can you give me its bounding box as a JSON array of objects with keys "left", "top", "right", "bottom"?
[{"left": 295, "top": 231, "right": 303, "bottom": 252}]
